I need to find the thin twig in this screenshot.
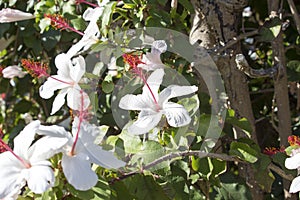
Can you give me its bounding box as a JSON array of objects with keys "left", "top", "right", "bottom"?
[
  {"left": 110, "top": 150, "right": 242, "bottom": 184},
  {"left": 217, "top": 30, "right": 258, "bottom": 53},
  {"left": 287, "top": 0, "right": 300, "bottom": 35},
  {"left": 268, "top": 163, "right": 294, "bottom": 181},
  {"left": 235, "top": 54, "right": 278, "bottom": 78}
]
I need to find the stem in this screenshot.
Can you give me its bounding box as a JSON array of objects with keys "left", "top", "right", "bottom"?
[
  {"left": 50, "top": 76, "right": 74, "bottom": 85},
  {"left": 0, "top": 139, "right": 31, "bottom": 168},
  {"left": 70, "top": 90, "right": 85, "bottom": 156},
  {"left": 139, "top": 72, "right": 160, "bottom": 111},
  {"left": 78, "top": 0, "right": 99, "bottom": 8}
]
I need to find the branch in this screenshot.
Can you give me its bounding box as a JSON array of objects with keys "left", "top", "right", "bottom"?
[
  {"left": 268, "top": 163, "right": 294, "bottom": 181},
  {"left": 110, "top": 150, "right": 242, "bottom": 184},
  {"left": 287, "top": 0, "right": 300, "bottom": 35},
  {"left": 235, "top": 54, "right": 278, "bottom": 78}
]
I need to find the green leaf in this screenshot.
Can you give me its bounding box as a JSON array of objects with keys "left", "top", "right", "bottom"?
[
  {"left": 130, "top": 140, "right": 168, "bottom": 170},
  {"left": 70, "top": 18, "right": 86, "bottom": 31},
  {"left": 122, "top": 174, "right": 170, "bottom": 200},
  {"left": 13, "top": 99, "right": 32, "bottom": 113},
  {"left": 211, "top": 158, "right": 227, "bottom": 178},
  {"left": 102, "top": 80, "right": 114, "bottom": 93},
  {"left": 259, "top": 17, "right": 282, "bottom": 41},
  {"left": 287, "top": 60, "right": 300, "bottom": 81},
  {"left": 101, "top": 2, "right": 117, "bottom": 36},
  {"left": 229, "top": 141, "right": 258, "bottom": 163},
  {"left": 191, "top": 156, "right": 212, "bottom": 178},
  {"left": 91, "top": 178, "right": 111, "bottom": 199}
]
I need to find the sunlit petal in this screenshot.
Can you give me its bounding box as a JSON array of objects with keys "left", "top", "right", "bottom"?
[
  {"left": 163, "top": 102, "right": 191, "bottom": 127},
  {"left": 285, "top": 153, "right": 300, "bottom": 169},
  {"left": 289, "top": 176, "right": 300, "bottom": 193},
  {"left": 51, "top": 88, "right": 68, "bottom": 115},
  {"left": 62, "top": 153, "right": 98, "bottom": 191}
]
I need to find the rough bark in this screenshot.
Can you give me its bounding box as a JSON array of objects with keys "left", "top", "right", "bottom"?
[{"left": 189, "top": 0, "right": 263, "bottom": 199}]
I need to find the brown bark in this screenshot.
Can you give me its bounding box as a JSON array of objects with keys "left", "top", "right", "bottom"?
[
  {"left": 267, "top": 1, "right": 294, "bottom": 199},
  {"left": 189, "top": 0, "right": 263, "bottom": 199}
]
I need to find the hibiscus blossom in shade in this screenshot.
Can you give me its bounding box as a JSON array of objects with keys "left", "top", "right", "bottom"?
[
  {"left": 39, "top": 53, "right": 90, "bottom": 114},
  {"left": 37, "top": 117, "right": 125, "bottom": 191},
  {"left": 0, "top": 8, "right": 35, "bottom": 23},
  {"left": 137, "top": 40, "right": 167, "bottom": 71},
  {"left": 0, "top": 121, "right": 69, "bottom": 199},
  {"left": 119, "top": 68, "right": 198, "bottom": 135}
]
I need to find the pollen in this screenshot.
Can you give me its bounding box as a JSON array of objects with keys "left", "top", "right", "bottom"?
[
  {"left": 288, "top": 135, "right": 300, "bottom": 147},
  {"left": 44, "top": 14, "right": 84, "bottom": 36},
  {"left": 21, "top": 59, "right": 49, "bottom": 78}
]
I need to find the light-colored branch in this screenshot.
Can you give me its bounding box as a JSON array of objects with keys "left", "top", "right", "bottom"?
[
  {"left": 287, "top": 0, "right": 300, "bottom": 35},
  {"left": 268, "top": 163, "right": 294, "bottom": 181},
  {"left": 235, "top": 54, "right": 278, "bottom": 78}
]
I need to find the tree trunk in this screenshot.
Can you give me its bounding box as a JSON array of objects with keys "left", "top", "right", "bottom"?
[
  {"left": 267, "top": 1, "right": 295, "bottom": 199},
  {"left": 189, "top": 0, "right": 263, "bottom": 199}
]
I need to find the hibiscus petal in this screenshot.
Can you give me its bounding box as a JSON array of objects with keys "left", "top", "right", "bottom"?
[
  {"left": 285, "top": 153, "right": 300, "bottom": 169},
  {"left": 39, "top": 75, "right": 69, "bottom": 99},
  {"left": 66, "top": 88, "right": 90, "bottom": 111},
  {"left": 289, "top": 176, "right": 300, "bottom": 193},
  {"left": 151, "top": 40, "right": 167, "bottom": 54},
  {"left": 26, "top": 165, "right": 54, "bottom": 194},
  {"left": 50, "top": 88, "right": 68, "bottom": 115},
  {"left": 13, "top": 120, "right": 40, "bottom": 158},
  {"left": 119, "top": 94, "right": 151, "bottom": 111},
  {"left": 54, "top": 53, "right": 72, "bottom": 77},
  {"left": 70, "top": 56, "right": 86, "bottom": 82},
  {"left": 62, "top": 153, "right": 98, "bottom": 191},
  {"left": 78, "top": 138, "right": 125, "bottom": 169},
  {"left": 142, "top": 68, "right": 164, "bottom": 101},
  {"left": 163, "top": 102, "right": 191, "bottom": 127},
  {"left": 159, "top": 85, "right": 198, "bottom": 104},
  {"left": 28, "top": 136, "right": 69, "bottom": 163},
  {"left": 0, "top": 8, "right": 35, "bottom": 23},
  {"left": 0, "top": 152, "right": 24, "bottom": 199},
  {"left": 128, "top": 110, "right": 162, "bottom": 135},
  {"left": 37, "top": 124, "right": 71, "bottom": 138}
]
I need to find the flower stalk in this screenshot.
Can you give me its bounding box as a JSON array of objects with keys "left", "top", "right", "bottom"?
[{"left": 75, "top": 0, "right": 99, "bottom": 8}]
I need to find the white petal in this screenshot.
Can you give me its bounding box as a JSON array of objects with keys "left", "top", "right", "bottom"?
[
  {"left": 54, "top": 53, "right": 72, "bottom": 77},
  {"left": 13, "top": 120, "right": 40, "bottom": 158},
  {"left": 128, "top": 110, "right": 162, "bottom": 135},
  {"left": 78, "top": 137, "right": 125, "bottom": 169},
  {"left": 25, "top": 165, "right": 54, "bottom": 194},
  {"left": 163, "top": 102, "right": 191, "bottom": 127},
  {"left": 37, "top": 124, "right": 71, "bottom": 138},
  {"left": 0, "top": 8, "right": 34, "bottom": 23},
  {"left": 62, "top": 153, "right": 98, "bottom": 191},
  {"left": 50, "top": 88, "right": 68, "bottom": 115},
  {"left": 285, "top": 153, "right": 300, "bottom": 169},
  {"left": 142, "top": 69, "right": 164, "bottom": 101},
  {"left": 39, "top": 75, "right": 69, "bottom": 99},
  {"left": 0, "top": 152, "right": 24, "bottom": 199},
  {"left": 28, "top": 136, "right": 68, "bottom": 163},
  {"left": 66, "top": 88, "right": 90, "bottom": 111},
  {"left": 2, "top": 65, "right": 27, "bottom": 79},
  {"left": 289, "top": 176, "right": 300, "bottom": 193},
  {"left": 159, "top": 85, "right": 198, "bottom": 104},
  {"left": 70, "top": 56, "right": 86, "bottom": 82},
  {"left": 151, "top": 40, "right": 167, "bottom": 54},
  {"left": 83, "top": 7, "right": 103, "bottom": 22},
  {"left": 119, "top": 94, "right": 152, "bottom": 111}
]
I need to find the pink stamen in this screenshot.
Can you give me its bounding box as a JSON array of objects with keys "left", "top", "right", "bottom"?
[
  {"left": 75, "top": 0, "right": 99, "bottom": 8},
  {"left": 0, "top": 132, "right": 31, "bottom": 168},
  {"left": 122, "top": 54, "right": 160, "bottom": 111},
  {"left": 44, "top": 14, "right": 84, "bottom": 36},
  {"left": 70, "top": 90, "right": 85, "bottom": 156},
  {"left": 49, "top": 76, "right": 74, "bottom": 85},
  {"left": 21, "top": 59, "right": 49, "bottom": 78},
  {"left": 263, "top": 146, "right": 286, "bottom": 156}
]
